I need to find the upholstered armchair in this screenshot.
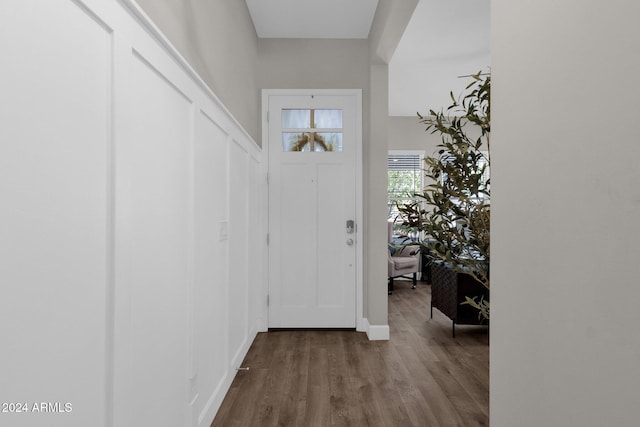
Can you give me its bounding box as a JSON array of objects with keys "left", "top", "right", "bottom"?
[{"left": 387, "top": 221, "right": 420, "bottom": 295}]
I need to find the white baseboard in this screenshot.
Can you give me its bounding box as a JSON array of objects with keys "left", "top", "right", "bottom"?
[
  {"left": 198, "top": 327, "right": 259, "bottom": 426},
  {"left": 363, "top": 318, "right": 389, "bottom": 340}
]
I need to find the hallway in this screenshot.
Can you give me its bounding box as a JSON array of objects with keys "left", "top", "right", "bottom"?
[{"left": 212, "top": 281, "right": 489, "bottom": 426}]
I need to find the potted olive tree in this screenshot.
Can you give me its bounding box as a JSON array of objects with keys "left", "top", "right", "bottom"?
[{"left": 415, "top": 71, "right": 490, "bottom": 319}]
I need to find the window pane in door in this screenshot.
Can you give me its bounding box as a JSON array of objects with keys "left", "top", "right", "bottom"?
[
  {"left": 282, "top": 132, "right": 311, "bottom": 151},
  {"left": 314, "top": 133, "right": 342, "bottom": 152},
  {"left": 314, "top": 110, "right": 342, "bottom": 129},
  {"left": 282, "top": 109, "right": 310, "bottom": 129},
  {"left": 282, "top": 132, "right": 343, "bottom": 152}
]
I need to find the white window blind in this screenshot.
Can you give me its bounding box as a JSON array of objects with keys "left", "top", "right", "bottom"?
[{"left": 388, "top": 153, "right": 422, "bottom": 171}]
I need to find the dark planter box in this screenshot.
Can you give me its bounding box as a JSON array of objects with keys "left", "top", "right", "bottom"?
[{"left": 430, "top": 261, "right": 489, "bottom": 337}]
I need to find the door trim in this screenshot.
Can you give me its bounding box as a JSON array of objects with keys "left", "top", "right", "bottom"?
[{"left": 261, "top": 89, "right": 364, "bottom": 331}]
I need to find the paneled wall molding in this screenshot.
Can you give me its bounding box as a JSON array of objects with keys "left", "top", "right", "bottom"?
[{"left": 1, "top": 1, "right": 263, "bottom": 427}]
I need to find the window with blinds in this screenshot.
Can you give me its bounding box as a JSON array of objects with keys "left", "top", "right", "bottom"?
[{"left": 388, "top": 153, "right": 423, "bottom": 220}]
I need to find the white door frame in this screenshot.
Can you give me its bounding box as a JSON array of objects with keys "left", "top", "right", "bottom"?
[{"left": 261, "top": 89, "right": 364, "bottom": 331}]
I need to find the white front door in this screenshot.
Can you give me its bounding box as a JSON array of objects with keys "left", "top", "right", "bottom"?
[{"left": 265, "top": 91, "right": 361, "bottom": 328}]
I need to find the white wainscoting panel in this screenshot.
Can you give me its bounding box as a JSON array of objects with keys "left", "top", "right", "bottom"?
[
  {"left": 248, "top": 155, "right": 265, "bottom": 331},
  {"left": 119, "top": 48, "right": 193, "bottom": 427},
  {"left": 0, "top": 1, "right": 112, "bottom": 426},
  {"left": 193, "top": 110, "right": 230, "bottom": 426},
  {"left": 1, "top": 1, "right": 264, "bottom": 427},
  {"left": 228, "top": 141, "right": 250, "bottom": 368}
]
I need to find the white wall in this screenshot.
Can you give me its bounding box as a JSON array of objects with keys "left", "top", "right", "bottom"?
[
  {"left": 389, "top": 116, "right": 439, "bottom": 152},
  {"left": 0, "top": 1, "right": 263, "bottom": 426},
  {"left": 256, "top": 34, "right": 409, "bottom": 333},
  {"left": 257, "top": 38, "right": 384, "bottom": 330},
  {"left": 135, "top": 0, "right": 259, "bottom": 141},
  {"left": 364, "top": 0, "right": 419, "bottom": 331},
  {"left": 492, "top": 1, "right": 640, "bottom": 426},
  {"left": 257, "top": 39, "right": 370, "bottom": 92},
  {"left": 365, "top": 64, "right": 391, "bottom": 329}
]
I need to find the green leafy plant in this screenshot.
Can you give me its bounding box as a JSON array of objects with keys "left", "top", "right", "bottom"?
[
  {"left": 412, "top": 71, "right": 490, "bottom": 317},
  {"left": 462, "top": 296, "right": 490, "bottom": 321}
]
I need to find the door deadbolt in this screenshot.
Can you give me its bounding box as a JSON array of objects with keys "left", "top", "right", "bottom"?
[{"left": 346, "top": 220, "right": 355, "bottom": 234}]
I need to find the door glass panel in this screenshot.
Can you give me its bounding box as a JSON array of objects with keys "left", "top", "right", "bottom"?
[
  {"left": 281, "top": 109, "right": 343, "bottom": 152},
  {"left": 314, "top": 133, "right": 342, "bottom": 152},
  {"left": 282, "top": 109, "right": 310, "bottom": 129},
  {"left": 282, "top": 132, "right": 311, "bottom": 152},
  {"left": 282, "top": 132, "right": 343, "bottom": 152},
  {"left": 314, "top": 110, "right": 342, "bottom": 129}
]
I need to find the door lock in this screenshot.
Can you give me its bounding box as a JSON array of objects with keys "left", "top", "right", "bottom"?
[
  {"left": 346, "top": 220, "right": 355, "bottom": 234},
  {"left": 346, "top": 238, "right": 354, "bottom": 246}
]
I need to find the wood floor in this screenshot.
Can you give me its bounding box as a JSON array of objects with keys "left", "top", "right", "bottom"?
[{"left": 211, "top": 280, "right": 489, "bottom": 427}]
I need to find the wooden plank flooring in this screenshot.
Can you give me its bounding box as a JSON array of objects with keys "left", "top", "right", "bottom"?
[{"left": 211, "top": 280, "right": 489, "bottom": 426}]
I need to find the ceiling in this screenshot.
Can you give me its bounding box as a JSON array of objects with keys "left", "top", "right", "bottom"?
[
  {"left": 245, "top": 0, "right": 490, "bottom": 117},
  {"left": 389, "top": 0, "right": 490, "bottom": 116},
  {"left": 245, "top": 0, "right": 379, "bottom": 39}
]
